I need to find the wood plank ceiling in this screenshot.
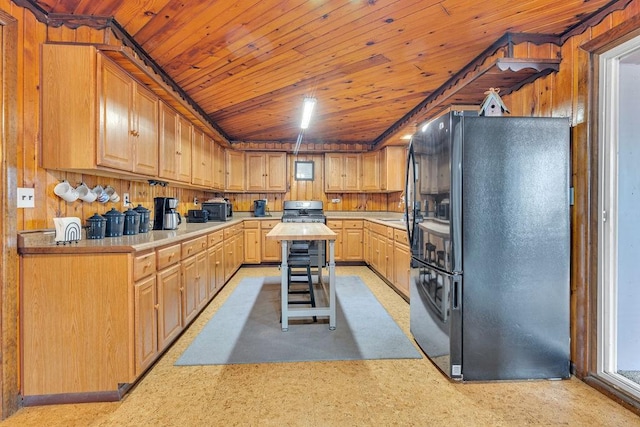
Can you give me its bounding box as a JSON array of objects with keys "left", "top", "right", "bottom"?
[{"left": 29, "top": 0, "right": 619, "bottom": 147}]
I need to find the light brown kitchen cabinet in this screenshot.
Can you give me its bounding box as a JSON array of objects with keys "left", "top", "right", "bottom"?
[
  {"left": 260, "top": 220, "right": 282, "bottom": 262},
  {"left": 177, "top": 115, "right": 193, "bottom": 183},
  {"left": 134, "top": 274, "right": 158, "bottom": 376},
  {"left": 224, "top": 224, "right": 244, "bottom": 280},
  {"left": 343, "top": 220, "right": 364, "bottom": 261},
  {"left": 191, "top": 127, "right": 213, "bottom": 187},
  {"left": 246, "top": 152, "right": 287, "bottom": 192},
  {"left": 393, "top": 229, "right": 411, "bottom": 298},
  {"left": 181, "top": 236, "right": 208, "bottom": 324},
  {"left": 157, "top": 262, "right": 183, "bottom": 351},
  {"left": 243, "top": 220, "right": 261, "bottom": 264},
  {"left": 226, "top": 150, "right": 245, "bottom": 191},
  {"left": 158, "top": 102, "right": 192, "bottom": 183},
  {"left": 41, "top": 44, "right": 159, "bottom": 176},
  {"left": 380, "top": 146, "right": 405, "bottom": 192},
  {"left": 158, "top": 102, "right": 179, "bottom": 180},
  {"left": 212, "top": 142, "right": 226, "bottom": 190},
  {"left": 363, "top": 222, "right": 371, "bottom": 265},
  {"left": 385, "top": 229, "right": 395, "bottom": 285},
  {"left": 21, "top": 253, "right": 132, "bottom": 397},
  {"left": 361, "top": 151, "right": 380, "bottom": 191},
  {"left": 208, "top": 230, "right": 225, "bottom": 298},
  {"left": 368, "top": 222, "right": 388, "bottom": 275},
  {"left": 326, "top": 220, "right": 344, "bottom": 261},
  {"left": 324, "top": 153, "right": 361, "bottom": 192}
]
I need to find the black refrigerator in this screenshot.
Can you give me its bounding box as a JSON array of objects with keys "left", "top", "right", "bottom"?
[{"left": 406, "top": 111, "right": 571, "bottom": 381}]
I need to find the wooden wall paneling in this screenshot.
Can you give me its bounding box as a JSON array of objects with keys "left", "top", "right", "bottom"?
[
  {"left": 552, "top": 40, "right": 575, "bottom": 118},
  {"left": 20, "top": 9, "right": 47, "bottom": 230},
  {"left": 1, "top": 3, "right": 20, "bottom": 419},
  {"left": 14, "top": 6, "right": 26, "bottom": 231},
  {"left": 568, "top": 29, "right": 596, "bottom": 377}
]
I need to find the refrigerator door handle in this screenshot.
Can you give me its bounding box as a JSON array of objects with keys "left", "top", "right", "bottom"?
[
  {"left": 405, "top": 141, "right": 416, "bottom": 245},
  {"left": 452, "top": 274, "right": 462, "bottom": 310}
]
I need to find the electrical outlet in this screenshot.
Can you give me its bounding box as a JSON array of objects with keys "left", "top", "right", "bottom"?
[
  {"left": 123, "top": 193, "right": 130, "bottom": 205},
  {"left": 194, "top": 197, "right": 199, "bottom": 205},
  {"left": 331, "top": 198, "right": 341, "bottom": 203},
  {"left": 17, "top": 188, "right": 35, "bottom": 208}
]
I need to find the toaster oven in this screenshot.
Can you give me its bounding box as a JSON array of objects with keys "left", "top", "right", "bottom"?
[{"left": 202, "top": 202, "right": 232, "bottom": 221}]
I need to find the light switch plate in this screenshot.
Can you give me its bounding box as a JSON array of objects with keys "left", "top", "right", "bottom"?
[{"left": 17, "top": 187, "right": 35, "bottom": 208}]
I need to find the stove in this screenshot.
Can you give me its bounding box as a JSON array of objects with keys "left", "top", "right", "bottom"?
[
  {"left": 281, "top": 200, "right": 326, "bottom": 267},
  {"left": 282, "top": 200, "right": 326, "bottom": 223}
]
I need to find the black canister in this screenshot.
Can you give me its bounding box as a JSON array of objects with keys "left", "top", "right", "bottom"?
[
  {"left": 123, "top": 208, "right": 141, "bottom": 235},
  {"left": 133, "top": 204, "right": 151, "bottom": 233},
  {"left": 86, "top": 213, "right": 106, "bottom": 239},
  {"left": 103, "top": 208, "right": 125, "bottom": 237}
]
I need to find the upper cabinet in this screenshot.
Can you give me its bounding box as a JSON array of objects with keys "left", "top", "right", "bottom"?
[
  {"left": 361, "top": 151, "right": 380, "bottom": 191},
  {"left": 41, "top": 43, "right": 225, "bottom": 189},
  {"left": 191, "top": 128, "right": 213, "bottom": 188},
  {"left": 212, "top": 142, "right": 226, "bottom": 190},
  {"left": 362, "top": 147, "right": 405, "bottom": 192},
  {"left": 158, "top": 102, "right": 192, "bottom": 183},
  {"left": 325, "top": 153, "right": 361, "bottom": 192},
  {"left": 158, "top": 101, "right": 178, "bottom": 180},
  {"left": 379, "top": 146, "right": 405, "bottom": 192},
  {"left": 225, "top": 150, "right": 245, "bottom": 191},
  {"left": 42, "top": 44, "right": 159, "bottom": 177},
  {"left": 245, "top": 152, "right": 287, "bottom": 192}
]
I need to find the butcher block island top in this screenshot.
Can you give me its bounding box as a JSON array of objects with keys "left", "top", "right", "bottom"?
[{"left": 265, "top": 222, "right": 337, "bottom": 241}]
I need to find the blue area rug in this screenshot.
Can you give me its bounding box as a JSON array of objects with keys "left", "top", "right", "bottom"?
[{"left": 175, "top": 275, "right": 422, "bottom": 365}]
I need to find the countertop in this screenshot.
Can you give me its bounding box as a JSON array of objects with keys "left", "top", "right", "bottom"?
[{"left": 18, "top": 211, "right": 406, "bottom": 254}]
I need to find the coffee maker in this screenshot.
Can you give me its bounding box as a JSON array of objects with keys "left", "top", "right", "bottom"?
[
  {"left": 253, "top": 199, "right": 266, "bottom": 217},
  {"left": 153, "top": 197, "right": 181, "bottom": 230}
]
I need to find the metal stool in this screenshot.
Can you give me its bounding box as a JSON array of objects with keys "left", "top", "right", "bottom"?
[
  {"left": 426, "top": 243, "right": 437, "bottom": 264},
  {"left": 286, "top": 254, "right": 317, "bottom": 322}
]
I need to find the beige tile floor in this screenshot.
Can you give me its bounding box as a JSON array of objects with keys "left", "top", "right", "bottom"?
[{"left": 3, "top": 266, "right": 639, "bottom": 426}]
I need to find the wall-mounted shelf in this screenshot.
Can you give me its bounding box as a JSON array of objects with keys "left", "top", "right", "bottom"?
[{"left": 375, "top": 32, "right": 564, "bottom": 147}]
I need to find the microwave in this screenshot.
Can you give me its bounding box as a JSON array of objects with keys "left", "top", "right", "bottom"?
[{"left": 202, "top": 202, "right": 232, "bottom": 221}]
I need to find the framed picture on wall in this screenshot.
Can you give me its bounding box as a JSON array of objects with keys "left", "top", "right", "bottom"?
[{"left": 295, "top": 161, "right": 314, "bottom": 181}]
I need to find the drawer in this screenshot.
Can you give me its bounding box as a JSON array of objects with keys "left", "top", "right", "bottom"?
[
  {"left": 208, "top": 230, "right": 224, "bottom": 247},
  {"left": 260, "top": 219, "right": 281, "bottom": 229},
  {"left": 370, "top": 222, "right": 387, "bottom": 236},
  {"left": 343, "top": 220, "right": 363, "bottom": 229},
  {"left": 394, "top": 229, "right": 409, "bottom": 245},
  {"left": 182, "top": 235, "right": 208, "bottom": 258},
  {"left": 157, "top": 243, "right": 181, "bottom": 269},
  {"left": 387, "top": 227, "right": 395, "bottom": 239},
  {"left": 223, "top": 226, "right": 235, "bottom": 239},
  {"left": 244, "top": 220, "right": 260, "bottom": 229},
  {"left": 326, "top": 220, "right": 342, "bottom": 229},
  {"left": 133, "top": 251, "right": 156, "bottom": 281}
]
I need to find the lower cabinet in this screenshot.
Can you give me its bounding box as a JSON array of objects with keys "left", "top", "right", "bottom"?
[
  {"left": 134, "top": 275, "right": 158, "bottom": 375},
  {"left": 393, "top": 229, "right": 411, "bottom": 297},
  {"left": 260, "top": 219, "right": 281, "bottom": 262},
  {"left": 365, "top": 221, "right": 410, "bottom": 299},
  {"left": 343, "top": 220, "right": 364, "bottom": 261},
  {"left": 327, "top": 220, "right": 344, "bottom": 261},
  {"left": 244, "top": 220, "right": 261, "bottom": 264},
  {"left": 208, "top": 230, "right": 225, "bottom": 297},
  {"left": 156, "top": 263, "right": 183, "bottom": 351}
]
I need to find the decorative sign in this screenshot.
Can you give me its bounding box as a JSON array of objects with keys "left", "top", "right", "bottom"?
[{"left": 295, "top": 161, "right": 314, "bottom": 181}]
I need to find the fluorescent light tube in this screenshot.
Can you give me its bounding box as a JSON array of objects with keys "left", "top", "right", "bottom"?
[{"left": 300, "top": 97, "right": 316, "bottom": 129}]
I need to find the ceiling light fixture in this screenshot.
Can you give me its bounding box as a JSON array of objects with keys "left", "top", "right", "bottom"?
[{"left": 300, "top": 97, "right": 316, "bottom": 129}]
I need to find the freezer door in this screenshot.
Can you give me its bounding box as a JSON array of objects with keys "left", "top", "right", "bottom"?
[{"left": 410, "top": 259, "right": 462, "bottom": 379}]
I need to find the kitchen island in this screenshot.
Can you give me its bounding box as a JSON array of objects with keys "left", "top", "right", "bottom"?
[{"left": 266, "top": 222, "right": 337, "bottom": 331}]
